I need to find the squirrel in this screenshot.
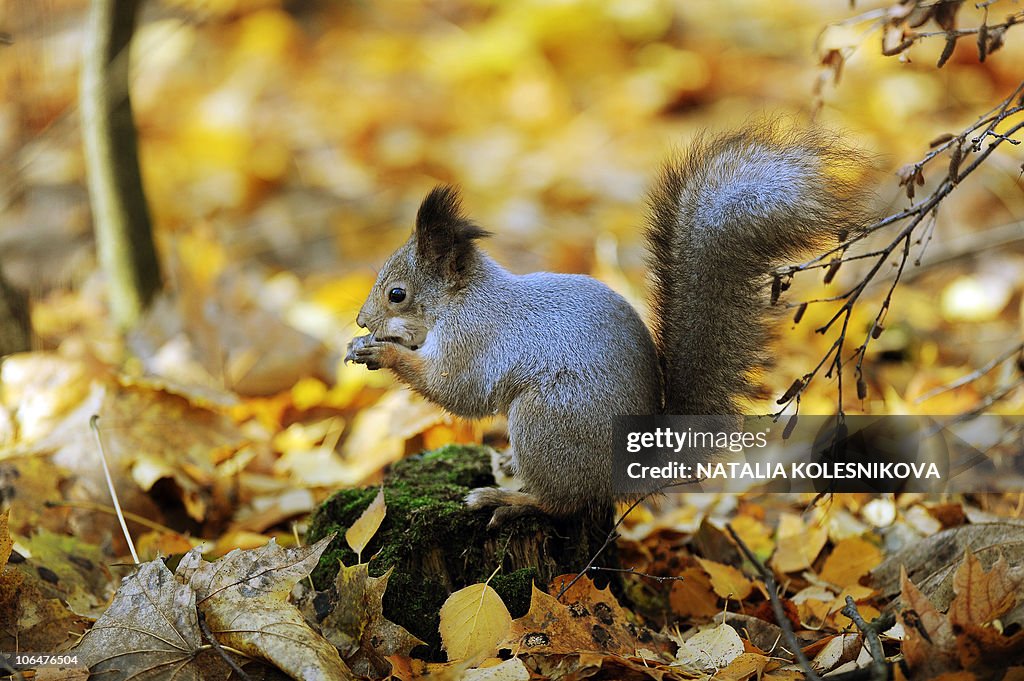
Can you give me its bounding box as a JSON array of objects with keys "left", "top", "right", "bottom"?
[{"left": 346, "top": 122, "right": 868, "bottom": 526}]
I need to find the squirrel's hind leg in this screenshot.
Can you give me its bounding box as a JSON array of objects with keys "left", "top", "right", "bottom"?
[{"left": 464, "top": 488, "right": 547, "bottom": 529}]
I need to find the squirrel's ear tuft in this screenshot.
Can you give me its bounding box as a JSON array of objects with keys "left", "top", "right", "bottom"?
[{"left": 414, "top": 186, "right": 491, "bottom": 283}]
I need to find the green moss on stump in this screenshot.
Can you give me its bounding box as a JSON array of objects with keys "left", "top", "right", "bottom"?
[{"left": 308, "top": 444, "right": 614, "bottom": 658}]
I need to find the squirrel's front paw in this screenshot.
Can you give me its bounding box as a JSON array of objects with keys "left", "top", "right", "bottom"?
[{"left": 345, "top": 335, "right": 397, "bottom": 370}]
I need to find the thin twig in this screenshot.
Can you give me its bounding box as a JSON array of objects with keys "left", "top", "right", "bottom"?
[
  {"left": 556, "top": 478, "right": 701, "bottom": 600},
  {"left": 774, "top": 83, "right": 1024, "bottom": 417},
  {"left": 197, "top": 610, "right": 253, "bottom": 681},
  {"left": 90, "top": 414, "right": 139, "bottom": 564},
  {"left": 840, "top": 596, "right": 896, "bottom": 681},
  {"left": 916, "top": 340, "right": 1024, "bottom": 403},
  {"left": 726, "top": 524, "right": 822, "bottom": 681},
  {"left": 586, "top": 566, "right": 687, "bottom": 583}
]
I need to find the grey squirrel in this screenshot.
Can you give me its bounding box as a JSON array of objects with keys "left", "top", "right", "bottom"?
[{"left": 346, "top": 122, "right": 868, "bottom": 524}]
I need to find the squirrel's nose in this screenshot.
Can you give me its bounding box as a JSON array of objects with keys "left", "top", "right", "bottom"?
[{"left": 356, "top": 310, "right": 368, "bottom": 329}]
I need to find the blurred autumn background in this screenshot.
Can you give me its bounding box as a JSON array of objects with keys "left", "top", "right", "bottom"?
[{"left": 1, "top": 0, "right": 1023, "bottom": 678}]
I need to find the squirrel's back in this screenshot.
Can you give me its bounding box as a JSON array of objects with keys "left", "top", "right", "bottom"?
[
  {"left": 454, "top": 263, "right": 662, "bottom": 416},
  {"left": 646, "top": 122, "right": 869, "bottom": 415}
]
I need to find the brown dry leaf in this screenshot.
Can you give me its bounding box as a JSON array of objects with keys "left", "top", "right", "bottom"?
[
  {"left": 176, "top": 536, "right": 354, "bottom": 680},
  {"left": 900, "top": 566, "right": 959, "bottom": 677},
  {"left": 313, "top": 562, "right": 424, "bottom": 678},
  {"left": 345, "top": 487, "right": 386, "bottom": 563},
  {"left": 503, "top": 580, "right": 672, "bottom": 658},
  {"left": 819, "top": 537, "right": 882, "bottom": 588},
  {"left": 948, "top": 551, "right": 1020, "bottom": 628},
  {"left": 670, "top": 567, "right": 720, "bottom": 621},
  {"left": 439, "top": 582, "right": 512, "bottom": 662},
  {"left": 809, "top": 633, "right": 861, "bottom": 675},
  {"left": 696, "top": 557, "right": 753, "bottom": 601},
  {"left": 693, "top": 519, "right": 743, "bottom": 566},
  {"left": 73, "top": 559, "right": 233, "bottom": 680},
  {"left": 947, "top": 551, "right": 1024, "bottom": 669}
]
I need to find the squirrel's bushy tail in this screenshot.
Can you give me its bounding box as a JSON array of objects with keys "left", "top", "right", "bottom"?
[{"left": 645, "top": 121, "right": 870, "bottom": 415}]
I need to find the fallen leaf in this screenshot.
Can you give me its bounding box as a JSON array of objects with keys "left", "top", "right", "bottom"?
[
  {"left": 714, "top": 652, "right": 769, "bottom": 681},
  {"left": 949, "top": 551, "right": 1019, "bottom": 628},
  {"left": 345, "top": 487, "right": 386, "bottom": 563},
  {"left": 809, "top": 633, "right": 860, "bottom": 674},
  {"left": 819, "top": 537, "right": 882, "bottom": 588},
  {"left": 669, "top": 567, "right": 720, "bottom": 621},
  {"left": 462, "top": 658, "right": 530, "bottom": 681},
  {"left": 502, "top": 581, "right": 673, "bottom": 658},
  {"left": 696, "top": 557, "right": 753, "bottom": 601},
  {"left": 73, "top": 559, "right": 231, "bottom": 680},
  {"left": 176, "top": 536, "right": 354, "bottom": 680},
  {"left": 729, "top": 515, "right": 775, "bottom": 562},
  {"left": 771, "top": 514, "right": 828, "bottom": 574},
  {"left": 313, "top": 562, "right": 424, "bottom": 677},
  {"left": 900, "top": 566, "right": 962, "bottom": 677},
  {"left": 439, "top": 582, "right": 511, "bottom": 662},
  {"left": 674, "top": 622, "right": 744, "bottom": 671},
  {"left": 948, "top": 551, "right": 1024, "bottom": 669}
]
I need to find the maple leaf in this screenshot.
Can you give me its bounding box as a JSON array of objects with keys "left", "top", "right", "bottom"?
[
  {"left": 947, "top": 552, "right": 1024, "bottom": 670},
  {"left": 501, "top": 578, "right": 674, "bottom": 658},
  {"left": 74, "top": 559, "right": 229, "bottom": 680},
  {"left": 308, "top": 562, "right": 424, "bottom": 677},
  {"left": 900, "top": 550, "right": 1024, "bottom": 678},
  {"left": 176, "top": 535, "right": 354, "bottom": 681}
]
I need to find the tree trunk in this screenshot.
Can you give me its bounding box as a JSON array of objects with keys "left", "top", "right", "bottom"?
[{"left": 80, "top": 0, "right": 161, "bottom": 329}]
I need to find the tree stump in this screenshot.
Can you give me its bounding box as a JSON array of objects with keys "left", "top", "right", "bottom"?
[{"left": 307, "top": 444, "right": 618, "bottom": 658}]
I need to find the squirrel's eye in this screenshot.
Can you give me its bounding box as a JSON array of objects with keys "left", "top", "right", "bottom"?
[{"left": 388, "top": 287, "right": 407, "bottom": 303}]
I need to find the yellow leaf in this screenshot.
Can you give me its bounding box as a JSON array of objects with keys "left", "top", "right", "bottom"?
[
  {"left": 729, "top": 514, "right": 775, "bottom": 562},
  {"left": 771, "top": 513, "right": 828, "bottom": 574},
  {"left": 819, "top": 537, "right": 882, "bottom": 588},
  {"left": 696, "top": 557, "right": 753, "bottom": 601},
  {"left": 439, "top": 583, "right": 512, "bottom": 662},
  {"left": 346, "top": 488, "right": 387, "bottom": 563}
]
